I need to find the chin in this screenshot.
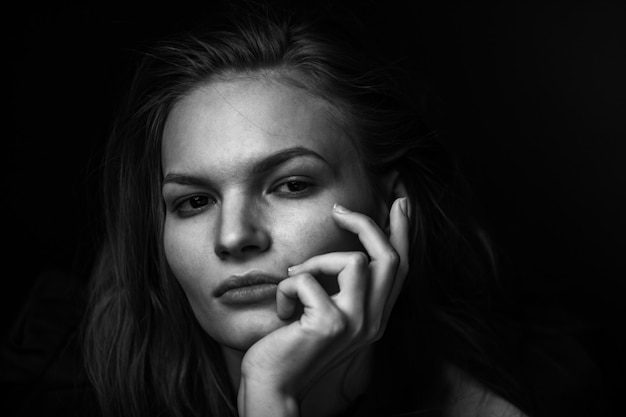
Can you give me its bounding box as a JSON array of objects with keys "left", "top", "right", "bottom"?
[{"left": 202, "top": 307, "right": 289, "bottom": 351}]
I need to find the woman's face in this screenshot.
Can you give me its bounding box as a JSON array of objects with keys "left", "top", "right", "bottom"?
[{"left": 161, "top": 76, "right": 381, "bottom": 352}]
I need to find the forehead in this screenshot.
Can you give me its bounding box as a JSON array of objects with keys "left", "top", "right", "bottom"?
[{"left": 161, "top": 77, "right": 357, "bottom": 175}]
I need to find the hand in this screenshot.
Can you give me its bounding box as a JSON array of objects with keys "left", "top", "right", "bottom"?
[{"left": 237, "top": 197, "right": 411, "bottom": 417}]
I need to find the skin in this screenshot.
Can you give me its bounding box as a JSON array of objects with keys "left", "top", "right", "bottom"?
[{"left": 161, "top": 75, "right": 410, "bottom": 416}]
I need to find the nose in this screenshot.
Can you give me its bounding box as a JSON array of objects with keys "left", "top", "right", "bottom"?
[{"left": 214, "top": 196, "right": 271, "bottom": 260}]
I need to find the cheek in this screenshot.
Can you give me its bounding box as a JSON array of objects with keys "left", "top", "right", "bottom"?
[
  {"left": 163, "top": 218, "right": 223, "bottom": 334},
  {"left": 274, "top": 204, "right": 362, "bottom": 263},
  {"left": 273, "top": 203, "right": 363, "bottom": 295},
  {"left": 163, "top": 217, "right": 210, "bottom": 297}
]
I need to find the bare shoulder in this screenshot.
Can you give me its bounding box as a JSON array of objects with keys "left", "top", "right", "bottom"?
[{"left": 443, "top": 363, "right": 529, "bottom": 417}]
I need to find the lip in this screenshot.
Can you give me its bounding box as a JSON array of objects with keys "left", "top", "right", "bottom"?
[{"left": 214, "top": 271, "right": 284, "bottom": 305}]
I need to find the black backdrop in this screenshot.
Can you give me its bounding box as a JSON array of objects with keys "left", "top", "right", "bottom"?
[{"left": 4, "top": 0, "right": 625, "bottom": 411}]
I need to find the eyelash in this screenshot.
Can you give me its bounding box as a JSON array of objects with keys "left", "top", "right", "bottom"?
[
  {"left": 271, "top": 179, "right": 314, "bottom": 196},
  {"left": 173, "top": 179, "right": 314, "bottom": 217},
  {"left": 175, "top": 195, "right": 217, "bottom": 217}
]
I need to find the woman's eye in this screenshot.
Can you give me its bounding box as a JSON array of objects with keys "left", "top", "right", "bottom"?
[
  {"left": 274, "top": 180, "right": 311, "bottom": 194},
  {"left": 176, "top": 195, "right": 215, "bottom": 216}
]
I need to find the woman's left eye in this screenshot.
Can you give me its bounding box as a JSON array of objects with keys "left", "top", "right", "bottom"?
[{"left": 273, "top": 180, "right": 312, "bottom": 195}]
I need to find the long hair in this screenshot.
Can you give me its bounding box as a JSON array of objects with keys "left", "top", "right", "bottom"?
[{"left": 84, "top": 3, "right": 531, "bottom": 416}]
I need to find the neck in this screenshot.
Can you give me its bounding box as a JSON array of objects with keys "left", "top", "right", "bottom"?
[{"left": 221, "top": 345, "right": 374, "bottom": 417}]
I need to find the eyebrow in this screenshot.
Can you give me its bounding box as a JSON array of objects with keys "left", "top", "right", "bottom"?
[{"left": 162, "top": 146, "right": 330, "bottom": 187}]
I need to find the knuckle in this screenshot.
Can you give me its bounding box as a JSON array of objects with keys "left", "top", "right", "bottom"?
[
  {"left": 382, "top": 248, "right": 400, "bottom": 267},
  {"left": 295, "top": 272, "right": 315, "bottom": 284},
  {"left": 348, "top": 252, "right": 369, "bottom": 268},
  {"left": 281, "top": 272, "right": 315, "bottom": 291},
  {"left": 322, "top": 311, "right": 348, "bottom": 338}
]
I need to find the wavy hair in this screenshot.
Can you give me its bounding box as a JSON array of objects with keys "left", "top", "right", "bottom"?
[{"left": 83, "top": 3, "right": 530, "bottom": 416}]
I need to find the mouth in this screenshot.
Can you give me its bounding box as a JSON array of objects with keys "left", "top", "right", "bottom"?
[{"left": 214, "top": 271, "right": 284, "bottom": 305}]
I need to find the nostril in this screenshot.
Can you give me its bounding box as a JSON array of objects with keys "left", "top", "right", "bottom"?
[
  {"left": 215, "top": 242, "right": 265, "bottom": 259},
  {"left": 240, "top": 244, "right": 259, "bottom": 253}
]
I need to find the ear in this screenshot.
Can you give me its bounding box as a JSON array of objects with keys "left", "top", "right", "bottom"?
[{"left": 375, "top": 170, "right": 410, "bottom": 235}]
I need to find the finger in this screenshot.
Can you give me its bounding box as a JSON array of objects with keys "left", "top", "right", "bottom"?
[
  {"left": 331, "top": 204, "right": 395, "bottom": 264},
  {"left": 288, "top": 251, "right": 369, "bottom": 315},
  {"left": 276, "top": 282, "right": 299, "bottom": 320},
  {"left": 382, "top": 197, "right": 411, "bottom": 323},
  {"left": 332, "top": 203, "right": 400, "bottom": 303},
  {"left": 388, "top": 197, "right": 410, "bottom": 280},
  {"left": 276, "top": 274, "right": 340, "bottom": 331}
]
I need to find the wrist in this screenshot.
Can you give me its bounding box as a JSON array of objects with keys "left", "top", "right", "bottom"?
[{"left": 238, "top": 376, "right": 299, "bottom": 417}]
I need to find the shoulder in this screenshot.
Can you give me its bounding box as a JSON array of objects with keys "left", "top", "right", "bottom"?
[{"left": 443, "top": 364, "right": 528, "bottom": 417}]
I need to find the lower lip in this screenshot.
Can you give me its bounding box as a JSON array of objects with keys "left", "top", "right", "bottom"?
[{"left": 218, "top": 284, "right": 278, "bottom": 305}]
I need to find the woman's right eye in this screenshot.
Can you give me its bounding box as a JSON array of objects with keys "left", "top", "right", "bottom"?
[{"left": 176, "top": 195, "right": 215, "bottom": 216}]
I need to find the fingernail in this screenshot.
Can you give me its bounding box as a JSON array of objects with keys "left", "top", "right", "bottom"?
[
  {"left": 399, "top": 197, "right": 409, "bottom": 217},
  {"left": 287, "top": 264, "right": 300, "bottom": 274},
  {"left": 333, "top": 203, "right": 350, "bottom": 214},
  {"left": 399, "top": 197, "right": 407, "bottom": 214}
]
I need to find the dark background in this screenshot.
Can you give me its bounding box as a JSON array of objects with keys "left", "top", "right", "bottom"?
[{"left": 4, "top": 0, "right": 624, "bottom": 412}]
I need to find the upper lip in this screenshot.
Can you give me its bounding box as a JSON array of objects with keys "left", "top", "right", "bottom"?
[{"left": 214, "top": 271, "right": 284, "bottom": 297}]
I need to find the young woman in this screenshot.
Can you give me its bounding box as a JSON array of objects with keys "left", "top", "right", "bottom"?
[{"left": 84, "top": 3, "right": 534, "bottom": 416}]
